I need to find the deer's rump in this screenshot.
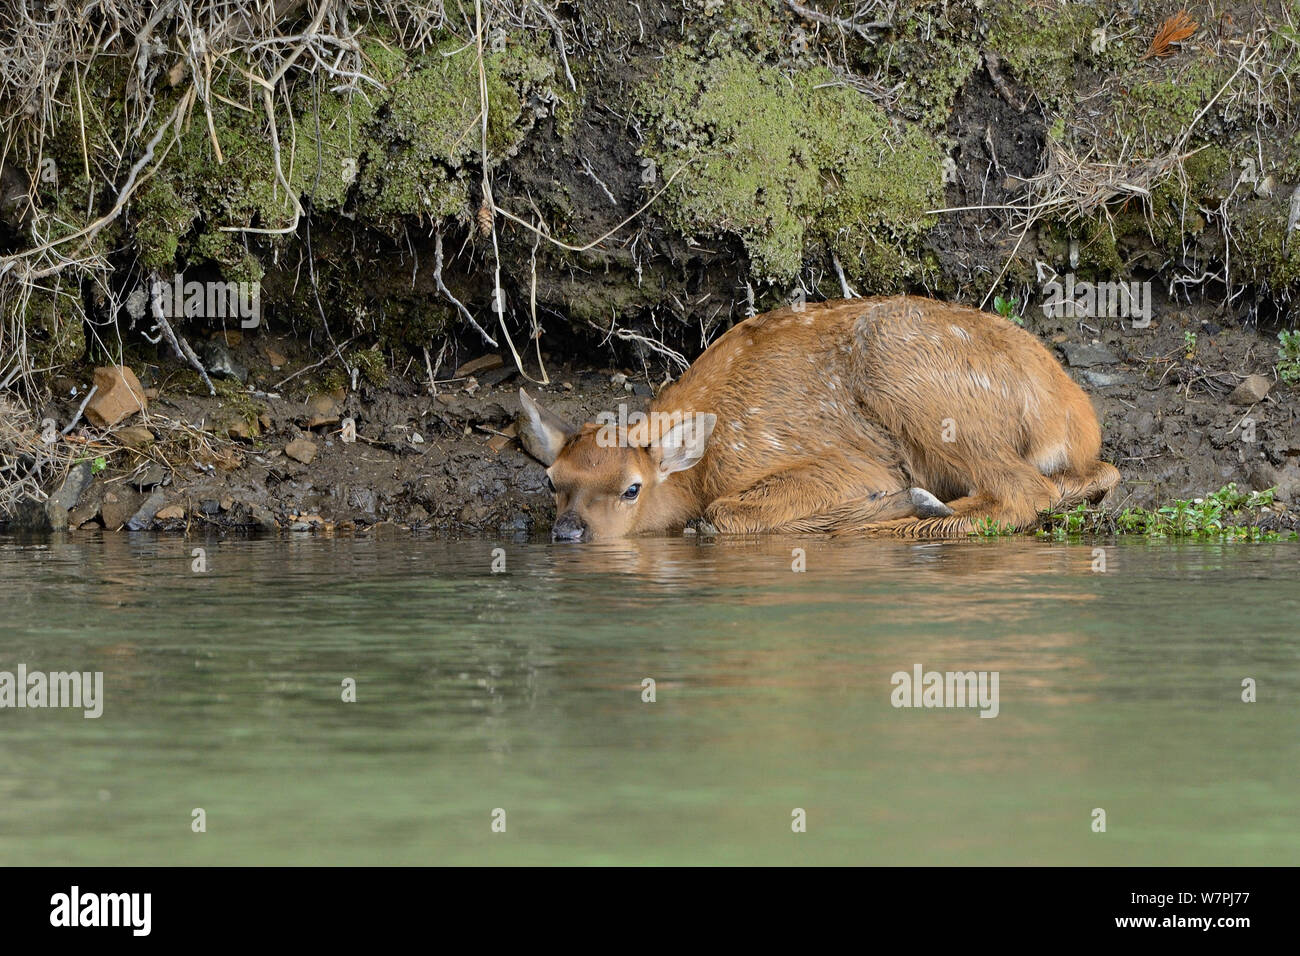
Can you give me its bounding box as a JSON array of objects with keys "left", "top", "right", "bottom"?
[{"left": 667, "top": 295, "right": 1118, "bottom": 536}]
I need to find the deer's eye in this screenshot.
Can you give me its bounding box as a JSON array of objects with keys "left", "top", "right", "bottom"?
[
  {"left": 622, "top": 483, "right": 641, "bottom": 500},
  {"left": 544, "top": 474, "right": 556, "bottom": 494}
]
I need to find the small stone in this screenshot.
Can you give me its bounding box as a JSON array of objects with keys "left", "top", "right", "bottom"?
[
  {"left": 126, "top": 489, "right": 166, "bottom": 530},
  {"left": 249, "top": 504, "right": 278, "bottom": 531},
  {"left": 45, "top": 462, "right": 93, "bottom": 528},
  {"left": 306, "top": 393, "right": 340, "bottom": 428},
  {"left": 1228, "top": 374, "right": 1272, "bottom": 405},
  {"left": 220, "top": 496, "right": 235, "bottom": 512},
  {"left": 1081, "top": 370, "right": 1131, "bottom": 388},
  {"left": 264, "top": 344, "right": 288, "bottom": 367},
  {"left": 101, "top": 490, "right": 145, "bottom": 530},
  {"left": 115, "top": 425, "right": 155, "bottom": 449},
  {"left": 156, "top": 504, "right": 186, "bottom": 521},
  {"left": 85, "top": 366, "right": 147, "bottom": 428},
  {"left": 1061, "top": 343, "right": 1120, "bottom": 368},
  {"left": 478, "top": 365, "right": 518, "bottom": 388},
  {"left": 227, "top": 419, "right": 253, "bottom": 440},
  {"left": 455, "top": 353, "right": 504, "bottom": 377},
  {"left": 129, "top": 462, "right": 167, "bottom": 490},
  {"left": 285, "top": 438, "right": 318, "bottom": 464}
]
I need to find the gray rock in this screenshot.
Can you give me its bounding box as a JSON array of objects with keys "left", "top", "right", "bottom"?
[
  {"left": 1081, "top": 369, "right": 1132, "bottom": 388},
  {"left": 126, "top": 489, "right": 166, "bottom": 531},
  {"left": 129, "top": 461, "right": 168, "bottom": 490},
  {"left": 1061, "top": 343, "right": 1120, "bottom": 368},
  {"left": 68, "top": 482, "right": 106, "bottom": 528},
  {"left": 249, "top": 504, "right": 278, "bottom": 531},
  {"left": 4, "top": 500, "right": 55, "bottom": 532},
  {"left": 478, "top": 365, "right": 519, "bottom": 388},
  {"left": 44, "top": 462, "right": 93, "bottom": 528},
  {"left": 348, "top": 487, "right": 377, "bottom": 515}
]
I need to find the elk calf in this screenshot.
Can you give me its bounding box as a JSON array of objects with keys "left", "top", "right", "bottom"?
[{"left": 519, "top": 296, "right": 1119, "bottom": 540}]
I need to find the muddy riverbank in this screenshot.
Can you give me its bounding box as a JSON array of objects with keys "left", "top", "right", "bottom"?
[
  {"left": 2, "top": 2, "right": 1299, "bottom": 537},
  {"left": 4, "top": 289, "right": 1298, "bottom": 538}
]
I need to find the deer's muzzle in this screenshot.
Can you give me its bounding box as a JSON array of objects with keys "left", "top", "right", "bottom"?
[{"left": 551, "top": 510, "right": 587, "bottom": 542}]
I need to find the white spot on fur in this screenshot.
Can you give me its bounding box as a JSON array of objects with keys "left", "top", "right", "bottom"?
[
  {"left": 1032, "top": 443, "right": 1068, "bottom": 475},
  {"left": 950, "top": 324, "right": 971, "bottom": 341}
]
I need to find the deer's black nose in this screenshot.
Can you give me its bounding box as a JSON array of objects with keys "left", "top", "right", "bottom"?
[{"left": 552, "top": 511, "right": 586, "bottom": 542}]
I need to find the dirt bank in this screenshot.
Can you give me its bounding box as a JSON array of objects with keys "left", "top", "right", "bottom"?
[
  {"left": 2, "top": 2, "right": 1299, "bottom": 537},
  {"left": 4, "top": 287, "right": 1297, "bottom": 538}
]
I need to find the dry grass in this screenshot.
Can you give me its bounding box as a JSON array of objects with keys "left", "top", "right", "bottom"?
[{"left": 0, "top": 0, "right": 570, "bottom": 515}]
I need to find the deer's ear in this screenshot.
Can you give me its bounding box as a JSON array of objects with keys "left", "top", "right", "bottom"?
[
  {"left": 517, "top": 389, "right": 576, "bottom": 465},
  {"left": 653, "top": 413, "right": 716, "bottom": 476}
]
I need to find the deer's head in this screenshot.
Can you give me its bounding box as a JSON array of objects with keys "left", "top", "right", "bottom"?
[{"left": 517, "top": 389, "right": 716, "bottom": 541}]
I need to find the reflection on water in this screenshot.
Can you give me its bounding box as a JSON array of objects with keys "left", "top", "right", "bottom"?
[{"left": 0, "top": 532, "right": 1296, "bottom": 864}]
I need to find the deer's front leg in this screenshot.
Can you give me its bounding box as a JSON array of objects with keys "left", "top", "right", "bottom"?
[{"left": 702, "top": 465, "right": 950, "bottom": 534}]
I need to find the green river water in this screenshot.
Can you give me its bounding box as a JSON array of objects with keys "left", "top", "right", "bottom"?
[{"left": 0, "top": 534, "right": 1296, "bottom": 865}]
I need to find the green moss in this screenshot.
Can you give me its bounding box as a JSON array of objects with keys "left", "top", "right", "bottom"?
[
  {"left": 1037, "top": 215, "right": 1125, "bottom": 281},
  {"left": 356, "top": 36, "right": 556, "bottom": 225},
  {"left": 986, "top": 0, "right": 1100, "bottom": 106},
  {"left": 1231, "top": 203, "right": 1300, "bottom": 288},
  {"left": 193, "top": 232, "right": 265, "bottom": 286},
  {"left": 23, "top": 288, "right": 85, "bottom": 370},
  {"left": 350, "top": 346, "right": 388, "bottom": 386},
  {"left": 134, "top": 180, "right": 196, "bottom": 270},
  {"left": 370, "top": 301, "right": 452, "bottom": 352},
  {"left": 320, "top": 366, "right": 350, "bottom": 393},
  {"left": 857, "top": 9, "right": 981, "bottom": 129},
  {"left": 289, "top": 36, "right": 408, "bottom": 212},
  {"left": 1114, "top": 65, "right": 1231, "bottom": 154},
  {"left": 638, "top": 50, "right": 944, "bottom": 285}
]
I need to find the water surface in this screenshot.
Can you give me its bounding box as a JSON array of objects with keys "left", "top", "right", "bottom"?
[{"left": 0, "top": 533, "right": 1296, "bottom": 865}]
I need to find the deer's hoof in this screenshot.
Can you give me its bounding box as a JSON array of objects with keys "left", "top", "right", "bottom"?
[
  {"left": 688, "top": 517, "right": 720, "bottom": 537},
  {"left": 909, "top": 487, "right": 954, "bottom": 518}
]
